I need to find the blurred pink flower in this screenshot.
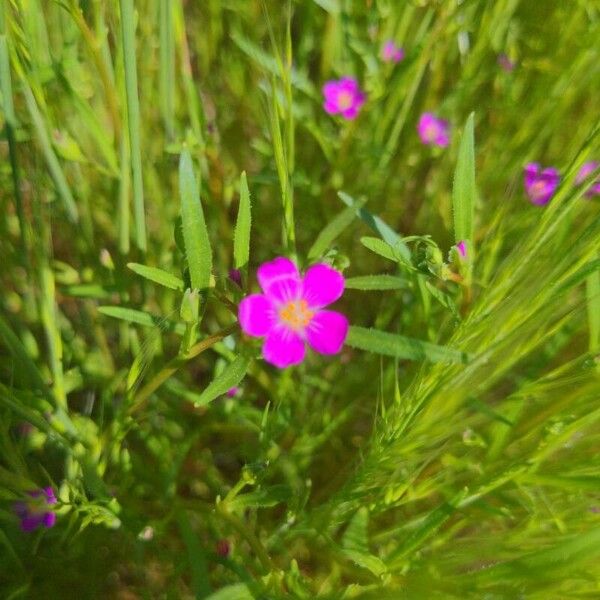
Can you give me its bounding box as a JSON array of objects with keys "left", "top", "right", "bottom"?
[
  {"left": 417, "top": 113, "right": 450, "bottom": 147},
  {"left": 497, "top": 53, "right": 516, "bottom": 72},
  {"left": 238, "top": 257, "right": 348, "bottom": 368},
  {"left": 456, "top": 241, "right": 467, "bottom": 259},
  {"left": 14, "top": 487, "right": 57, "bottom": 532},
  {"left": 524, "top": 163, "right": 560, "bottom": 205},
  {"left": 381, "top": 40, "right": 404, "bottom": 63},
  {"left": 575, "top": 161, "right": 600, "bottom": 197},
  {"left": 322, "top": 77, "right": 366, "bottom": 120}
]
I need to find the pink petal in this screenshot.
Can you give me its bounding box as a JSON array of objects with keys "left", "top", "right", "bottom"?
[
  {"left": 257, "top": 257, "right": 302, "bottom": 304},
  {"left": 262, "top": 326, "right": 306, "bottom": 368},
  {"left": 306, "top": 310, "right": 349, "bottom": 355},
  {"left": 238, "top": 294, "right": 275, "bottom": 337},
  {"left": 43, "top": 512, "right": 56, "bottom": 528},
  {"left": 342, "top": 105, "right": 360, "bottom": 120},
  {"left": 524, "top": 162, "right": 540, "bottom": 190},
  {"left": 302, "top": 263, "right": 345, "bottom": 308},
  {"left": 324, "top": 100, "right": 340, "bottom": 115}
]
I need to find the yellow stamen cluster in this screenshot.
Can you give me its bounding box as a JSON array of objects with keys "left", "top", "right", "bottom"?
[
  {"left": 337, "top": 91, "right": 353, "bottom": 110},
  {"left": 279, "top": 299, "right": 314, "bottom": 330}
]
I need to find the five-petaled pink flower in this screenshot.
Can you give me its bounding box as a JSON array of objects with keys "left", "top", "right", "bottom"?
[
  {"left": 417, "top": 113, "right": 450, "bottom": 147},
  {"left": 381, "top": 40, "right": 404, "bottom": 63},
  {"left": 14, "top": 487, "right": 57, "bottom": 532},
  {"left": 524, "top": 163, "right": 560, "bottom": 205},
  {"left": 238, "top": 257, "right": 349, "bottom": 368},
  {"left": 575, "top": 161, "right": 600, "bottom": 197},
  {"left": 322, "top": 77, "right": 366, "bottom": 120}
]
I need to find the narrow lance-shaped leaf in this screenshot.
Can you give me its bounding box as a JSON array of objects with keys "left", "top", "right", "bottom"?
[
  {"left": 346, "top": 326, "right": 469, "bottom": 364},
  {"left": 194, "top": 355, "right": 251, "bottom": 406},
  {"left": 233, "top": 171, "right": 252, "bottom": 272},
  {"left": 345, "top": 275, "right": 407, "bottom": 291},
  {"left": 452, "top": 112, "right": 476, "bottom": 251},
  {"left": 127, "top": 262, "right": 184, "bottom": 291},
  {"left": 179, "top": 150, "right": 212, "bottom": 291},
  {"left": 586, "top": 263, "right": 600, "bottom": 353}
]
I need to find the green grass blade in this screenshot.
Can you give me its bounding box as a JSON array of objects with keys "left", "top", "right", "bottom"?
[
  {"left": 345, "top": 326, "right": 469, "bottom": 364},
  {"left": 308, "top": 202, "right": 362, "bottom": 261},
  {"left": 194, "top": 355, "right": 251, "bottom": 407},
  {"left": 119, "top": 0, "right": 146, "bottom": 251},
  {"left": 452, "top": 112, "right": 476, "bottom": 249},
  {"left": 23, "top": 84, "right": 78, "bottom": 222},
  {"left": 586, "top": 263, "right": 600, "bottom": 352},
  {"left": 159, "top": 0, "right": 175, "bottom": 137},
  {"left": 176, "top": 511, "right": 212, "bottom": 598},
  {"left": 98, "top": 306, "right": 185, "bottom": 335},
  {"left": 127, "top": 263, "right": 184, "bottom": 291},
  {"left": 234, "top": 171, "right": 252, "bottom": 273},
  {"left": 345, "top": 275, "right": 407, "bottom": 291},
  {"left": 179, "top": 149, "right": 212, "bottom": 291}
]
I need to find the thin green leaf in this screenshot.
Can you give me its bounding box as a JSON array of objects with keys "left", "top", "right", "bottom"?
[
  {"left": 308, "top": 201, "right": 363, "bottom": 260},
  {"left": 127, "top": 262, "right": 184, "bottom": 291},
  {"left": 360, "top": 237, "right": 398, "bottom": 262},
  {"left": 452, "top": 112, "right": 476, "bottom": 248},
  {"left": 119, "top": 0, "right": 146, "bottom": 251},
  {"left": 587, "top": 263, "right": 600, "bottom": 352},
  {"left": 179, "top": 149, "right": 212, "bottom": 291},
  {"left": 195, "top": 355, "right": 251, "bottom": 406},
  {"left": 342, "top": 507, "right": 369, "bottom": 553},
  {"left": 346, "top": 326, "right": 469, "bottom": 364},
  {"left": 176, "top": 511, "right": 212, "bottom": 598},
  {"left": 345, "top": 275, "right": 407, "bottom": 291},
  {"left": 205, "top": 584, "right": 254, "bottom": 600},
  {"left": 98, "top": 306, "right": 185, "bottom": 335},
  {"left": 234, "top": 171, "right": 252, "bottom": 272}
]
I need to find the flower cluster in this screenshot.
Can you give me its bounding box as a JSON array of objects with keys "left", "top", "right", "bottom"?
[
  {"left": 238, "top": 257, "right": 348, "bottom": 368},
  {"left": 524, "top": 161, "right": 599, "bottom": 205}
]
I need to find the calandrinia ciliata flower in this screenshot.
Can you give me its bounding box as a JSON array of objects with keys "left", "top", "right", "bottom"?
[
  {"left": 524, "top": 163, "right": 560, "bottom": 205},
  {"left": 417, "top": 113, "right": 450, "bottom": 147},
  {"left": 381, "top": 40, "right": 404, "bottom": 63},
  {"left": 14, "top": 487, "right": 57, "bottom": 532},
  {"left": 575, "top": 161, "right": 600, "bottom": 197},
  {"left": 238, "top": 257, "right": 349, "bottom": 368},
  {"left": 322, "top": 77, "right": 366, "bottom": 120},
  {"left": 456, "top": 241, "right": 467, "bottom": 259}
]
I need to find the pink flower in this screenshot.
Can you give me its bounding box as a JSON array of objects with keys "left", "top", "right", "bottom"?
[
  {"left": 322, "top": 77, "right": 366, "bottom": 120},
  {"left": 226, "top": 386, "right": 240, "bottom": 398},
  {"left": 238, "top": 257, "right": 349, "bottom": 368},
  {"left": 417, "top": 113, "right": 450, "bottom": 147},
  {"left": 456, "top": 241, "right": 467, "bottom": 259},
  {"left": 576, "top": 161, "right": 600, "bottom": 197},
  {"left": 497, "top": 53, "right": 515, "bottom": 72},
  {"left": 381, "top": 40, "right": 404, "bottom": 63},
  {"left": 524, "top": 163, "right": 560, "bottom": 205},
  {"left": 14, "top": 487, "right": 57, "bottom": 532}
]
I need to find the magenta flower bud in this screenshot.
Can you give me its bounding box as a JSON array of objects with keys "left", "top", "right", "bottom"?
[
  {"left": 229, "top": 269, "right": 242, "bottom": 287},
  {"left": 456, "top": 241, "right": 467, "bottom": 259},
  {"left": 238, "top": 257, "right": 349, "bottom": 368},
  {"left": 226, "top": 386, "right": 240, "bottom": 398},
  {"left": 575, "top": 161, "right": 600, "bottom": 197},
  {"left": 497, "top": 53, "right": 515, "bottom": 72},
  {"left": 322, "top": 77, "right": 366, "bottom": 120},
  {"left": 216, "top": 539, "right": 231, "bottom": 557},
  {"left": 14, "top": 487, "right": 57, "bottom": 532},
  {"left": 417, "top": 113, "right": 450, "bottom": 148},
  {"left": 381, "top": 40, "right": 404, "bottom": 63},
  {"left": 524, "top": 163, "right": 560, "bottom": 205}
]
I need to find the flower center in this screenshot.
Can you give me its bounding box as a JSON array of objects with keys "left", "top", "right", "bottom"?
[
  {"left": 424, "top": 123, "right": 437, "bottom": 142},
  {"left": 337, "top": 91, "right": 353, "bottom": 110},
  {"left": 279, "top": 299, "right": 314, "bottom": 330},
  {"left": 530, "top": 180, "right": 547, "bottom": 199}
]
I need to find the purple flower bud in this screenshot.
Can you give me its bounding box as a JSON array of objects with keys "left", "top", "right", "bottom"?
[
  {"left": 226, "top": 386, "right": 240, "bottom": 398},
  {"left": 497, "top": 53, "right": 516, "bottom": 72},
  {"left": 575, "top": 161, "right": 600, "bottom": 197},
  {"left": 229, "top": 269, "right": 242, "bottom": 287},
  {"left": 216, "top": 538, "right": 231, "bottom": 557},
  {"left": 381, "top": 40, "right": 405, "bottom": 63},
  {"left": 456, "top": 241, "right": 467, "bottom": 259}
]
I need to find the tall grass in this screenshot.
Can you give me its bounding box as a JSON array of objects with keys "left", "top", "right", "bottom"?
[{"left": 0, "top": 1, "right": 599, "bottom": 598}]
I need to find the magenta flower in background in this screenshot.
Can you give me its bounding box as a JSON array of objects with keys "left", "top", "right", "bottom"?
[
  {"left": 417, "top": 113, "right": 450, "bottom": 147},
  {"left": 381, "top": 40, "right": 404, "bottom": 63},
  {"left": 322, "top": 77, "right": 366, "bottom": 120},
  {"left": 524, "top": 163, "right": 560, "bottom": 205},
  {"left": 576, "top": 161, "right": 600, "bottom": 197},
  {"left": 229, "top": 268, "right": 242, "bottom": 287},
  {"left": 226, "top": 386, "right": 240, "bottom": 398},
  {"left": 14, "top": 487, "right": 57, "bottom": 532},
  {"left": 497, "top": 53, "right": 516, "bottom": 72},
  {"left": 456, "top": 241, "right": 467, "bottom": 259},
  {"left": 238, "top": 257, "right": 349, "bottom": 368}
]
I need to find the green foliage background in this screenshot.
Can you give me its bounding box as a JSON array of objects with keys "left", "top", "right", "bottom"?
[{"left": 0, "top": 0, "right": 599, "bottom": 598}]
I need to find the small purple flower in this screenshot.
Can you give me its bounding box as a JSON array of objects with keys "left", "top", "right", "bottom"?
[
  {"left": 14, "top": 487, "right": 57, "bottom": 532},
  {"left": 456, "top": 241, "right": 467, "bottom": 259},
  {"left": 417, "top": 113, "right": 450, "bottom": 147},
  {"left": 576, "top": 161, "right": 600, "bottom": 197},
  {"left": 322, "top": 77, "right": 366, "bottom": 120},
  {"left": 524, "top": 163, "right": 561, "bottom": 205},
  {"left": 238, "top": 257, "right": 349, "bottom": 368},
  {"left": 497, "top": 53, "right": 515, "bottom": 72},
  {"left": 381, "top": 40, "right": 404, "bottom": 63},
  {"left": 229, "top": 269, "right": 242, "bottom": 287},
  {"left": 226, "top": 386, "right": 240, "bottom": 398}
]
